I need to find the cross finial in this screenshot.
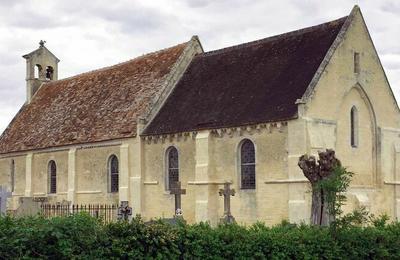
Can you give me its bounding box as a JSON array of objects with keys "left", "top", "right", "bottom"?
[{"left": 39, "top": 40, "right": 46, "bottom": 47}]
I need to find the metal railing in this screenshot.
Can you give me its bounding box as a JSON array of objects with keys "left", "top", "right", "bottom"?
[{"left": 41, "top": 203, "right": 118, "bottom": 224}]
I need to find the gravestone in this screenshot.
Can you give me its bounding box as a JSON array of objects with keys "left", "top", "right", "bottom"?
[
  {"left": 117, "top": 201, "right": 133, "bottom": 220},
  {"left": 145, "top": 181, "right": 186, "bottom": 226},
  {"left": 15, "top": 197, "right": 41, "bottom": 217},
  {"left": 145, "top": 181, "right": 187, "bottom": 226},
  {"left": 219, "top": 182, "right": 235, "bottom": 223},
  {"left": 0, "top": 185, "right": 12, "bottom": 215},
  {"left": 170, "top": 181, "right": 186, "bottom": 218}
]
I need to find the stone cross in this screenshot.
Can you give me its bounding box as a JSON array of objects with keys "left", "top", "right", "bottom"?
[
  {"left": 0, "top": 185, "right": 12, "bottom": 215},
  {"left": 219, "top": 182, "right": 235, "bottom": 223},
  {"left": 117, "top": 201, "right": 133, "bottom": 221},
  {"left": 170, "top": 181, "right": 186, "bottom": 217}
]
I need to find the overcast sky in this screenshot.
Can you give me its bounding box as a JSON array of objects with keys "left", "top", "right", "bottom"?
[{"left": 0, "top": 0, "right": 399, "bottom": 133}]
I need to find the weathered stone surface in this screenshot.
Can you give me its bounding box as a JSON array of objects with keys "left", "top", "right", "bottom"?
[{"left": 0, "top": 186, "right": 11, "bottom": 214}]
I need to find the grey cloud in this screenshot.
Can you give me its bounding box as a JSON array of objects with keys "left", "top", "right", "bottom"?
[
  {"left": 7, "top": 12, "right": 69, "bottom": 29},
  {"left": 108, "top": 9, "right": 174, "bottom": 34},
  {"left": 385, "top": 62, "right": 400, "bottom": 70},
  {"left": 184, "top": 0, "right": 213, "bottom": 8},
  {"left": 380, "top": 48, "right": 400, "bottom": 56},
  {"left": 180, "top": 0, "right": 245, "bottom": 8},
  {"left": 0, "top": 52, "right": 20, "bottom": 66},
  {"left": 0, "top": 1, "right": 75, "bottom": 29},
  {"left": 50, "top": 1, "right": 173, "bottom": 34},
  {"left": 380, "top": 2, "right": 400, "bottom": 14}
]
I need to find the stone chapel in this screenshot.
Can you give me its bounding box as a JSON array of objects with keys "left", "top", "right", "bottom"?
[{"left": 1, "top": 6, "right": 400, "bottom": 225}]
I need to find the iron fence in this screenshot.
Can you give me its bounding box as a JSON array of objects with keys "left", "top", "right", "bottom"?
[{"left": 41, "top": 203, "right": 118, "bottom": 224}]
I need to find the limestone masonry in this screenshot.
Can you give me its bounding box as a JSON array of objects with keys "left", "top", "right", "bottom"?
[{"left": 1, "top": 6, "right": 400, "bottom": 225}]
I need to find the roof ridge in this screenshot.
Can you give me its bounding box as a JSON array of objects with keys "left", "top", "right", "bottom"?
[
  {"left": 202, "top": 16, "right": 347, "bottom": 58},
  {"left": 44, "top": 41, "right": 189, "bottom": 86}
]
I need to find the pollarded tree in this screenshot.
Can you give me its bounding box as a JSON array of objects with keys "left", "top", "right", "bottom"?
[{"left": 298, "top": 149, "right": 352, "bottom": 226}]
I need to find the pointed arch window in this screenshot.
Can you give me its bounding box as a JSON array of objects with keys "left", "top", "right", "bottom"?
[
  {"left": 350, "top": 106, "right": 359, "bottom": 148},
  {"left": 108, "top": 155, "right": 119, "bottom": 193},
  {"left": 10, "top": 160, "right": 15, "bottom": 192},
  {"left": 240, "top": 139, "right": 256, "bottom": 189},
  {"left": 48, "top": 160, "right": 57, "bottom": 194},
  {"left": 166, "top": 147, "right": 179, "bottom": 190}
]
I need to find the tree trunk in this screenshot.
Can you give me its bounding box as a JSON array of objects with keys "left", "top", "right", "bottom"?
[
  {"left": 298, "top": 149, "right": 340, "bottom": 226},
  {"left": 310, "top": 186, "right": 322, "bottom": 225}
]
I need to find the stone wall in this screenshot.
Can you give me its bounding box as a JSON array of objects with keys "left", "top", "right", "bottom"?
[
  {"left": 298, "top": 8, "right": 400, "bottom": 219},
  {"left": 142, "top": 134, "right": 196, "bottom": 221},
  {"left": 141, "top": 124, "right": 289, "bottom": 225},
  {"left": 0, "top": 140, "right": 133, "bottom": 210},
  {"left": 210, "top": 126, "right": 288, "bottom": 225}
]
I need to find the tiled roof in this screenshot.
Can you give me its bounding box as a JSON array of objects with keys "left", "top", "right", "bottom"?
[
  {"left": 0, "top": 42, "right": 188, "bottom": 154},
  {"left": 143, "top": 17, "right": 347, "bottom": 135}
]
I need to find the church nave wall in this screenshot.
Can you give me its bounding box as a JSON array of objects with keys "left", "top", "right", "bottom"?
[
  {"left": 0, "top": 159, "right": 8, "bottom": 186},
  {"left": 75, "top": 145, "right": 120, "bottom": 205},
  {"left": 140, "top": 123, "right": 290, "bottom": 225},
  {"left": 32, "top": 151, "right": 68, "bottom": 202},
  {"left": 210, "top": 125, "right": 289, "bottom": 225},
  {"left": 142, "top": 136, "right": 197, "bottom": 223},
  {"left": 0, "top": 155, "right": 26, "bottom": 209}
]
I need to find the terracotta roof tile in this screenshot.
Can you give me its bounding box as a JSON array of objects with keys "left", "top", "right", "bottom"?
[
  {"left": 143, "top": 17, "right": 346, "bottom": 135},
  {"left": 0, "top": 42, "right": 188, "bottom": 154}
]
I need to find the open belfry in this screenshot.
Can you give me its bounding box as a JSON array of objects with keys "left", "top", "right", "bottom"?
[{"left": 1, "top": 6, "right": 400, "bottom": 225}]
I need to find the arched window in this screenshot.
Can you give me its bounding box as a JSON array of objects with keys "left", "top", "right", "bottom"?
[
  {"left": 45, "top": 66, "right": 54, "bottom": 80},
  {"left": 166, "top": 147, "right": 179, "bottom": 190},
  {"left": 350, "top": 106, "right": 358, "bottom": 148},
  {"left": 48, "top": 160, "right": 57, "bottom": 194},
  {"left": 108, "top": 155, "right": 119, "bottom": 193},
  {"left": 34, "top": 64, "right": 42, "bottom": 79},
  {"left": 10, "top": 160, "right": 15, "bottom": 193},
  {"left": 240, "top": 139, "right": 256, "bottom": 189}
]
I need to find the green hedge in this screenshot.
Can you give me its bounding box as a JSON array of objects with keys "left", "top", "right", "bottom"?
[{"left": 1, "top": 214, "right": 400, "bottom": 259}]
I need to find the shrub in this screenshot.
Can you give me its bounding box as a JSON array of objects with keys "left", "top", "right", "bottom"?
[
  {"left": 0, "top": 213, "right": 105, "bottom": 259},
  {"left": 1, "top": 214, "right": 400, "bottom": 259}
]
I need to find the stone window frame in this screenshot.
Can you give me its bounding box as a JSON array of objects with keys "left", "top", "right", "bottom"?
[
  {"left": 108, "top": 155, "right": 119, "bottom": 193},
  {"left": 48, "top": 160, "right": 57, "bottom": 194},
  {"left": 354, "top": 52, "right": 360, "bottom": 74},
  {"left": 165, "top": 146, "right": 179, "bottom": 191},
  {"left": 238, "top": 138, "right": 256, "bottom": 190},
  {"left": 350, "top": 105, "right": 359, "bottom": 148}
]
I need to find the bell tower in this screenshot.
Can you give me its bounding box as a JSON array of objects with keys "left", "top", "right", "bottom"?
[{"left": 23, "top": 40, "right": 60, "bottom": 104}]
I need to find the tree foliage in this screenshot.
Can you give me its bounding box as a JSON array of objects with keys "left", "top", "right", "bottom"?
[
  {"left": 1, "top": 214, "right": 400, "bottom": 259},
  {"left": 317, "top": 165, "right": 354, "bottom": 219}
]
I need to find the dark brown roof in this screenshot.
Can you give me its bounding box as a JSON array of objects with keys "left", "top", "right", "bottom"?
[
  {"left": 143, "top": 17, "right": 347, "bottom": 135},
  {"left": 0, "top": 42, "right": 188, "bottom": 154}
]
